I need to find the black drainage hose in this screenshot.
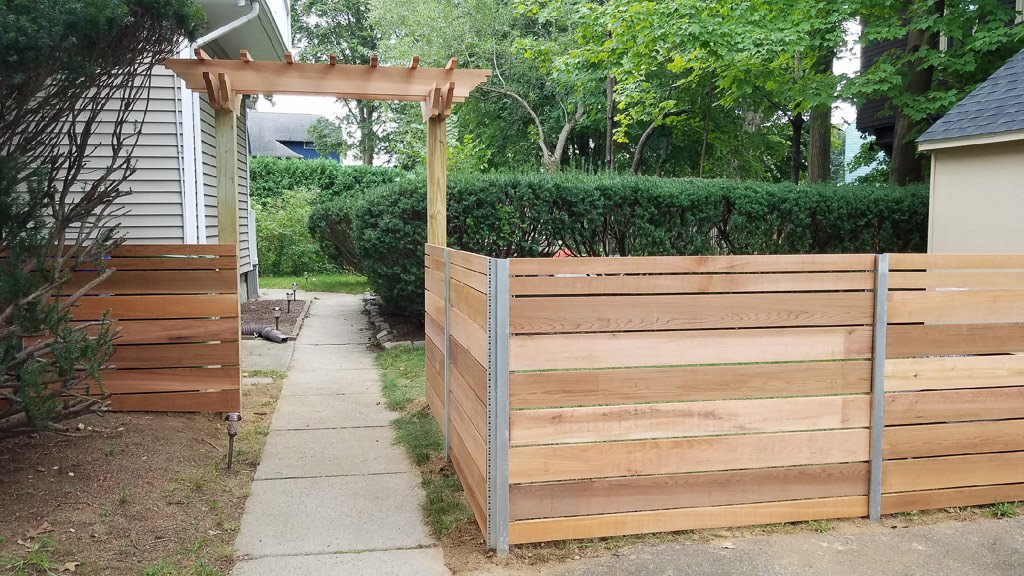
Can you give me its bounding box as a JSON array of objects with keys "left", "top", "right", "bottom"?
[{"left": 242, "top": 324, "right": 289, "bottom": 343}]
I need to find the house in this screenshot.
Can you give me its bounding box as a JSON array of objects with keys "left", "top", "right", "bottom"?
[
  {"left": 249, "top": 112, "right": 341, "bottom": 161},
  {"left": 91, "top": 0, "right": 291, "bottom": 301},
  {"left": 918, "top": 47, "right": 1024, "bottom": 252},
  {"left": 842, "top": 123, "right": 884, "bottom": 183}
]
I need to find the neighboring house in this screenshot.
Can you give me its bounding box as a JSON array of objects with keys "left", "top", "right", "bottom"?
[
  {"left": 843, "top": 123, "right": 884, "bottom": 183},
  {"left": 918, "top": 48, "right": 1024, "bottom": 252},
  {"left": 249, "top": 112, "right": 341, "bottom": 161},
  {"left": 86, "top": 0, "right": 291, "bottom": 301}
]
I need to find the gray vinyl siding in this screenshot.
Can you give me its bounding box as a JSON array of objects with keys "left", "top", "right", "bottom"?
[
  {"left": 199, "top": 95, "right": 254, "bottom": 274},
  {"left": 94, "top": 65, "right": 185, "bottom": 243}
]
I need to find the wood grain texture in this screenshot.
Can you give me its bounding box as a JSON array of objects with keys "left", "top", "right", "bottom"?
[
  {"left": 887, "top": 323, "right": 1024, "bottom": 357},
  {"left": 882, "top": 483, "right": 1024, "bottom": 514},
  {"left": 509, "top": 428, "right": 870, "bottom": 483},
  {"left": 888, "top": 253, "right": 1024, "bottom": 270},
  {"left": 450, "top": 277, "right": 487, "bottom": 330},
  {"left": 71, "top": 294, "right": 237, "bottom": 321},
  {"left": 449, "top": 263, "right": 487, "bottom": 294},
  {"left": 510, "top": 326, "right": 873, "bottom": 371},
  {"left": 449, "top": 305, "right": 488, "bottom": 366},
  {"left": 886, "top": 355, "right": 1024, "bottom": 392},
  {"left": 510, "top": 272, "right": 876, "bottom": 296},
  {"left": 449, "top": 337, "right": 487, "bottom": 415},
  {"left": 425, "top": 359, "right": 444, "bottom": 430},
  {"left": 425, "top": 291, "right": 445, "bottom": 329},
  {"left": 109, "top": 389, "right": 239, "bottom": 412},
  {"left": 99, "top": 256, "right": 236, "bottom": 270},
  {"left": 424, "top": 255, "right": 445, "bottom": 273},
  {"left": 508, "top": 496, "right": 867, "bottom": 544},
  {"left": 509, "top": 463, "right": 868, "bottom": 520},
  {"left": 449, "top": 383, "right": 487, "bottom": 481},
  {"left": 884, "top": 420, "right": 1024, "bottom": 459},
  {"left": 424, "top": 267, "right": 444, "bottom": 297},
  {"left": 424, "top": 244, "right": 446, "bottom": 260},
  {"left": 509, "top": 254, "right": 875, "bottom": 276},
  {"left": 110, "top": 342, "right": 238, "bottom": 369},
  {"left": 885, "top": 387, "right": 1024, "bottom": 426},
  {"left": 509, "top": 360, "right": 871, "bottom": 409},
  {"left": 449, "top": 353, "right": 486, "bottom": 440},
  {"left": 888, "top": 290, "right": 1024, "bottom": 323},
  {"left": 425, "top": 315, "right": 444, "bottom": 351},
  {"left": 449, "top": 249, "right": 489, "bottom": 274},
  {"left": 890, "top": 271, "right": 1024, "bottom": 290},
  {"left": 97, "top": 367, "right": 239, "bottom": 394},
  {"left": 25, "top": 318, "right": 239, "bottom": 347},
  {"left": 109, "top": 244, "right": 236, "bottom": 257},
  {"left": 448, "top": 409, "right": 488, "bottom": 534},
  {"left": 510, "top": 395, "right": 869, "bottom": 446},
  {"left": 64, "top": 269, "right": 237, "bottom": 295},
  {"left": 883, "top": 452, "right": 1024, "bottom": 493},
  {"left": 510, "top": 292, "right": 873, "bottom": 334}
]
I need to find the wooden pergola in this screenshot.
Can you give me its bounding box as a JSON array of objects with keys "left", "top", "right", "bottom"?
[{"left": 163, "top": 49, "right": 491, "bottom": 247}]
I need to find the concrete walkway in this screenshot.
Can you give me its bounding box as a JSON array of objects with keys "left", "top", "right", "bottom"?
[{"left": 233, "top": 292, "right": 448, "bottom": 576}]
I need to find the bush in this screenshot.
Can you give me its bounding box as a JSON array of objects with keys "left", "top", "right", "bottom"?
[
  {"left": 346, "top": 173, "right": 928, "bottom": 315},
  {"left": 253, "top": 189, "right": 335, "bottom": 276}
]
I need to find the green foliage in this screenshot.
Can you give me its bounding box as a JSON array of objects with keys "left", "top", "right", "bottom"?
[
  {"left": 260, "top": 274, "right": 370, "bottom": 294},
  {"left": 307, "top": 116, "right": 349, "bottom": 159},
  {"left": 377, "top": 346, "right": 427, "bottom": 411},
  {"left": 989, "top": 502, "right": 1020, "bottom": 519},
  {"left": 253, "top": 189, "right": 336, "bottom": 276},
  {"left": 346, "top": 172, "right": 927, "bottom": 314}
]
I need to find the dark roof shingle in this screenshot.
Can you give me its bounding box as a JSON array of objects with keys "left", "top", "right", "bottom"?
[{"left": 918, "top": 48, "right": 1024, "bottom": 143}]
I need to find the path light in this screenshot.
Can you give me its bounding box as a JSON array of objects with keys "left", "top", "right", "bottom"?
[
  {"left": 272, "top": 306, "right": 281, "bottom": 331},
  {"left": 224, "top": 412, "right": 241, "bottom": 469}
]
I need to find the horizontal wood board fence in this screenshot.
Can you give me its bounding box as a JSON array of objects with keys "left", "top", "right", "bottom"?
[
  {"left": 425, "top": 246, "right": 1024, "bottom": 552},
  {"left": 6, "top": 245, "right": 241, "bottom": 413}
]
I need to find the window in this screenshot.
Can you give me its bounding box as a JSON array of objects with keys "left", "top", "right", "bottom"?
[{"left": 303, "top": 141, "right": 315, "bottom": 149}]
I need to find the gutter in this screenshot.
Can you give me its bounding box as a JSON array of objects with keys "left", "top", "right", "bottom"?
[{"left": 190, "top": 0, "right": 261, "bottom": 51}]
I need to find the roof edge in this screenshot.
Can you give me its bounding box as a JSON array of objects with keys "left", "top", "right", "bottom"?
[{"left": 918, "top": 129, "right": 1024, "bottom": 151}]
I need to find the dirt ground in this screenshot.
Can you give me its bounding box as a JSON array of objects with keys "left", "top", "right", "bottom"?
[
  {"left": 241, "top": 299, "right": 306, "bottom": 336},
  {"left": 0, "top": 374, "right": 283, "bottom": 576}
]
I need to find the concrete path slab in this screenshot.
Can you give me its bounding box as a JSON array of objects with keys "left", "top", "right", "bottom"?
[
  {"left": 255, "top": 427, "right": 411, "bottom": 480},
  {"left": 233, "top": 548, "right": 449, "bottom": 576},
  {"left": 241, "top": 339, "right": 294, "bottom": 373},
  {"left": 233, "top": 291, "right": 447, "bottom": 575},
  {"left": 234, "top": 474, "right": 435, "bottom": 557},
  {"left": 270, "top": 392, "right": 390, "bottom": 430}
]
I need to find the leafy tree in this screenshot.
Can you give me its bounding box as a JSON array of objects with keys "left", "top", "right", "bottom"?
[
  {"left": 308, "top": 116, "right": 350, "bottom": 160},
  {"left": 254, "top": 189, "right": 337, "bottom": 276},
  {"left": 0, "top": 0, "right": 203, "bottom": 437}
]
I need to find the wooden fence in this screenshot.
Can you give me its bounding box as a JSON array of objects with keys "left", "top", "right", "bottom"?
[
  {"left": 67, "top": 244, "right": 240, "bottom": 412},
  {"left": 425, "top": 245, "right": 1024, "bottom": 552}
]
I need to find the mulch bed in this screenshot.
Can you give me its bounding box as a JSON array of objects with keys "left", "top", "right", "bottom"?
[
  {"left": 241, "top": 299, "right": 306, "bottom": 336},
  {"left": 383, "top": 313, "right": 425, "bottom": 342}
]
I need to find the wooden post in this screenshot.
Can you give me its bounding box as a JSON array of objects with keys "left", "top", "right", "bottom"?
[
  {"left": 215, "top": 107, "right": 239, "bottom": 246},
  {"left": 427, "top": 114, "right": 447, "bottom": 246}
]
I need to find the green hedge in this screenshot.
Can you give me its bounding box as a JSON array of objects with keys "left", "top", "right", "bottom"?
[{"left": 346, "top": 173, "right": 928, "bottom": 315}]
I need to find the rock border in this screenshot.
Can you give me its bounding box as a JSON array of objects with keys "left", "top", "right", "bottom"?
[{"left": 362, "top": 292, "right": 425, "bottom": 350}]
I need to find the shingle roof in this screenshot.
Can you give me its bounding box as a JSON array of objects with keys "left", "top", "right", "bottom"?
[
  {"left": 918, "top": 48, "right": 1024, "bottom": 143},
  {"left": 248, "top": 111, "right": 322, "bottom": 157}
]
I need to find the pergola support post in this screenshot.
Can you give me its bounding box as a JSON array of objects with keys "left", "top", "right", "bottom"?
[
  {"left": 427, "top": 115, "right": 447, "bottom": 247},
  {"left": 215, "top": 107, "right": 239, "bottom": 246}
]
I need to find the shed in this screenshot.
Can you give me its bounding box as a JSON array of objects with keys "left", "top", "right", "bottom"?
[{"left": 918, "top": 47, "right": 1024, "bottom": 252}]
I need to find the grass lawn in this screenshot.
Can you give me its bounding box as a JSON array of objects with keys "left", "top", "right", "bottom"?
[
  {"left": 375, "top": 346, "right": 473, "bottom": 538},
  {"left": 260, "top": 274, "right": 369, "bottom": 294}
]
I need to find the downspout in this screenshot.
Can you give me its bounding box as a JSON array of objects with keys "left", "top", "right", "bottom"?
[{"left": 190, "top": 1, "right": 261, "bottom": 52}]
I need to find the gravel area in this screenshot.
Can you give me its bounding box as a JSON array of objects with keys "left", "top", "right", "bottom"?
[{"left": 242, "top": 298, "right": 307, "bottom": 336}]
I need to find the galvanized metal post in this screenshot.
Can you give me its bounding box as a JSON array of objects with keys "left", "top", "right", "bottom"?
[
  {"left": 486, "top": 257, "right": 510, "bottom": 554},
  {"left": 869, "top": 253, "right": 889, "bottom": 523},
  {"left": 443, "top": 250, "right": 451, "bottom": 460}
]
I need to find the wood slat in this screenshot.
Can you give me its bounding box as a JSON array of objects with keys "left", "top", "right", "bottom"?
[
  {"left": 883, "top": 452, "right": 1024, "bottom": 493},
  {"left": 109, "top": 244, "right": 236, "bottom": 257},
  {"left": 889, "top": 253, "right": 1024, "bottom": 270},
  {"left": 450, "top": 277, "right": 487, "bottom": 330},
  {"left": 448, "top": 408, "right": 488, "bottom": 534},
  {"left": 511, "top": 395, "right": 869, "bottom": 446},
  {"left": 109, "top": 388, "right": 240, "bottom": 412},
  {"left": 449, "top": 262, "right": 487, "bottom": 294},
  {"left": 26, "top": 318, "right": 238, "bottom": 346},
  {"left": 425, "top": 291, "right": 445, "bottom": 328},
  {"left": 510, "top": 292, "right": 873, "bottom": 334},
  {"left": 110, "top": 342, "right": 238, "bottom": 369},
  {"left": 424, "top": 254, "right": 445, "bottom": 272},
  {"left": 97, "top": 367, "right": 239, "bottom": 394},
  {"left": 449, "top": 337, "right": 487, "bottom": 412},
  {"left": 449, "top": 305, "right": 488, "bottom": 367},
  {"left": 63, "top": 269, "right": 237, "bottom": 295},
  {"left": 508, "top": 496, "right": 867, "bottom": 544},
  {"left": 449, "top": 249, "right": 489, "bottom": 274},
  {"left": 886, "top": 355, "right": 1024, "bottom": 392},
  {"left": 425, "top": 338, "right": 445, "bottom": 382},
  {"left": 510, "top": 463, "right": 868, "bottom": 521},
  {"left": 425, "top": 359, "right": 444, "bottom": 429},
  {"left": 509, "top": 254, "right": 875, "bottom": 276},
  {"left": 890, "top": 270, "right": 1024, "bottom": 290},
  {"left": 882, "top": 483, "right": 1024, "bottom": 514},
  {"left": 96, "top": 257, "right": 235, "bottom": 270},
  {"left": 72, "top": 294, "right": 237, "bottom": 321},
  {"left": 509, "top": 360, "right": 871, "bottom": 409},
  {"left": 887, "top": 323, "right": 1024, "bottom": 357},
  {"left": 424, "top": 267, "right": 444, "bottom": 297},
  {"left": 884, "top": 420, "right": 1024, "bottom": 459},
  {"left": 885, "top": 387, "right": 1024, "bottom": 426},
  {"left": 449, "top": 353, "right": 486, "bottom": 440},
  {"left": 424, "top": 244, "right": 446, "bottom": 259},
  {"left": 509, "top": 428, "right": 869, "bottom": 484},
  {"left": 889, "top": 290, "right": 1024, "bottom": 324},
  {"left": 510, "top": 326, "right": 873, "bottom": 371},
  {"left": 449, "top": 383, "right": 487, "bottom": 481},
  {"left": 425, "top": 342, "right": 445, "bottom": 407},
  {"left": 425, "top": 314, "right": 444, "bottom": 349},
  {"left": 510, "top": 272, "right": 876, "bottom": 296}
]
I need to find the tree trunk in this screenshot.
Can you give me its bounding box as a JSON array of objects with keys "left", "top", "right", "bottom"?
[
  {"left": 699, "top": 98, "right": 711, "bottom": 178},
  {"left": 359, "top": 102, "right": 375, "bottom": 165},
  {"left": 807, "top": 51, "right": 835, "bottom": 183},
  {"left": 790, "top": 111, "right": 805, "bottom": 184},
  {"left": 889, "top": 6, "right": 942, "bottom": 186},
  {"left": 605, "top": 75, "right": 615, "bottom": 172}
]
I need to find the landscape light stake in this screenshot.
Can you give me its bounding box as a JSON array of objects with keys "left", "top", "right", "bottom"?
[
  {"left": 224, "top": 412, "right": 241, "bottom": 469},
  {"left": 286, "top": 291, "right": 292, "bottom": 313},
  {"left": 272, "top": 306, "right": 281, "bottom": 331}
]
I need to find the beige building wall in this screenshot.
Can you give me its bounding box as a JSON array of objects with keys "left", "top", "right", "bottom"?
[{"left": 928, "top": 139, "right": 1024, "bottom": 253}]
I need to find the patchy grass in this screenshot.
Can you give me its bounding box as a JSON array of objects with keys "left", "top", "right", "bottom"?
[
  {"left": 989, "top": 501, "right": 1020, "bottom": 519},
  {"left": 260, "top": 274, "right": 369, "bottom": 294},
  {"left": 0, "top": 537, "right": 59, "bottom": 576},
  {"left": 375, "top": 346, "right": 473, "bottom": 540},
  {"left": 377, "top": 346, "right": 427, "bottom": 411}
]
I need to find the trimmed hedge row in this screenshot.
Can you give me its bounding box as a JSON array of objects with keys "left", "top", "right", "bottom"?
[{"left": 347, "top": 173, "right": 928, "bottom": 315}]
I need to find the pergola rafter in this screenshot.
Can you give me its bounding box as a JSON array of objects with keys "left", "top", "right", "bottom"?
[{"left": 162, "top": 50, "right": 492, "bottom": 247}]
